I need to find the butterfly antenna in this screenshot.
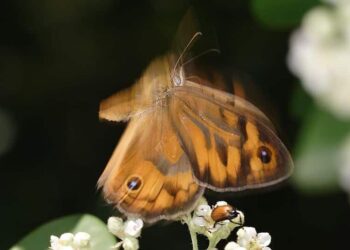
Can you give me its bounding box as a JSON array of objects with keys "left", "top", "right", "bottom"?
[
  {"left": 172, "top": 31, "right": 203, "bottom": 77},
  {"left": 181, "top": 48, "right": 220, "bottom": 67}
]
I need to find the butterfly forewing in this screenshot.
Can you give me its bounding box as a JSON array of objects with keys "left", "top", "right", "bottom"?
[
  {"left": 99, "top": 56, "right": 174, "bottom": 122},
  {"left": 98, "top": 107, "right": 204, "bottom": 223},
  {"left": 169, "top": 81, "right": 293, "bottom": 191}
]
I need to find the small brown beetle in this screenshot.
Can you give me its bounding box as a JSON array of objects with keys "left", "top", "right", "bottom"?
[{"left": 211, "top": 204, "right": 242, "bottom": 228}]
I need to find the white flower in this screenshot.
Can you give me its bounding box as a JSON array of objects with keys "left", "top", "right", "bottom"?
[
  {"left": 124, "top": 218, "right": 143, "bottom": 237},
  {"left": 195, "top": 204, "right": 212, "bottom": 217},
  {"left": 225, "top": 241, "right": 246, "bottom": 250},
  {"left": 288, "top": 1, "right": 350, "bottom": 119},
  {"left": 108, "top": 217, "right": 143, "bottom": 250},
  {"left": 215, "top": 201, "right": 228, "bottom": 207},
  {"left": 191, "top": 201, "right": 244, "bottom": 233},
  {"left": 50, "top": 236, "right": 60, "bottom": 250},
  {"left": 190, "top": 202, "right": 213, "bottom": 231},
  {"left": 49, "top": 232, "right": 91, "bottom": 250},
  {"left": 108, "top": 217, "right": 144, "bottom": 239},
  {"left": 192, "top": 216, "right": 210, "bottom": 227},
  {"left": 236, "top": 227, "right": 271, "bottom": 250},
  {"left": 187, "top": 199, "right": 245, "bottom": 250},
  {"left": 73, "top": 232, "right": 90, "bottom": 248},
  {"left": 108, "top": 217, "right": 125, "bottom": 239},
  {"left": 59, "top": 233, "right": 75, "bottom": 245},
  {"left": 182, "top": 197, "right": 247, "bottom": 250},
  {"left": 192, "top": 204, "right": 213, "bottom": 229},
  {"left": 122, "top": 237, "right": 139, "bottom": 250}
]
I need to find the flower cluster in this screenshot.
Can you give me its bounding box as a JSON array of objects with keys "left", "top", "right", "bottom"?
[
  {"left": 225, "top": 227, "right": 271, "bottom": 250},
  {"left": 190, "top": 200, "right": 244, "bottom": 236},
  {"left": 181, "top": 198, "right": 272, "bottom": 249},
  {"left": 288, "top": 0, "right": 350, "bottom": 118},
  {"left": 50, "top": 232, "right": 91, "bottom": 250},
  {"left": 48, "top": 200, "right": 272, "bottom": 250},
  {"left": 107, "top": 217, "right": 143, "bottom": 250}
]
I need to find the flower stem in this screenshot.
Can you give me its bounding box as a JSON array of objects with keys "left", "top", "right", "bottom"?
[
  {"left": 182, "top": 215, "right": 199, "bottom": 250},
  {"left": 189, "top": 227, "right": 199, "bottom": 250},
  {"left": 207, "top": 237, "right": 220, "bottom": 250}
]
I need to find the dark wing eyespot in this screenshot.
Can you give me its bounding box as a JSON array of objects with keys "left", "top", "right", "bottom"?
[
  {"left": 257, "top": 146, "right": 272, "bottom": 164},
  {"left": 126, "top": 176, "right": 142, "bottom": 191}
]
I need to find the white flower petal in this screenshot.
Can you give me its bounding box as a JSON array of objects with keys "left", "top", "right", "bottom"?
[
  {"left": 59, "top": 233, "right": 74, "bottom": 245},
  {"left": 257, "top": 232, "right": 272, "bottom": 247},
  {"left": 124, "top": 218, "right": 143, "bottom": 237},
  {"left": 74, "top": 232, "right": 91, "bottom": 247},
  {"left": 50, "top": 235, "right": 59, "bottom": 242},
  {"left": 303, "top": 7, "right": 335, "bottom": 40},
  {"left": 224, "top": 241, "right": 246, "bottom": 250},
  {"left": 239, "top": 227, "right": 257, "bottom": 238},
  {"left": 237, "top": 227, "right": 257, "bottom": 247},
  {"left": 192, "top": 217, "right": 209, "bottom": 227},
  {"left": 49, "top": 235, "right": 60, "bottom": 250},
  {"left": 122, "top": 237, "right": 139, "bottom": 250},
  {"left": 262, "top": 247, "right": 272, "bottom": 250},
  {"left": 60, "top": 247, "right": 75, "bottom": 250},
  {"left": 108, "top": 217, "right": 125, "bottom": 238},
  {"left": 50, "top": 235, "right": 59, "bottom": 244},
  {"left": 195, "top": 204, "right": 212, "bottom": 216},
  {"left": 215, "top": 201, "right": 228, "bottom": 207}
]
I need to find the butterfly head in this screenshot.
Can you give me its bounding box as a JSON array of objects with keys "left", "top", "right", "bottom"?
[{"left": 172, "top": 65, "right": 186, "bottom": 87}]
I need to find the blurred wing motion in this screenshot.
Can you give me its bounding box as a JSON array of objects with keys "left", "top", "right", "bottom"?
[
  {"left": 98, "top": 44, "right": 293, "bottom": 221},
  {"left": 99, "top": 56, "right": 173, "bottom": 122},
  {"left": 169, "top": 81, "right": 293, "bottom": 191},
  {"left": 98, "top": 106, "right": 204, "bottom": 223},
  {"left": 98, "top": 86, "right": 148, "bottom": 122}
]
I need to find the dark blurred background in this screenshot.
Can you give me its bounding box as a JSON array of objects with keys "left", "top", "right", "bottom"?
[{"left": 1, "top": 0, "right": 350, "bottom": 249}]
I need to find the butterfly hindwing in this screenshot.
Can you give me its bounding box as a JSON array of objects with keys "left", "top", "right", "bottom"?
[{"left": 169, "top": 81, "right": 293, "bottom": 191}]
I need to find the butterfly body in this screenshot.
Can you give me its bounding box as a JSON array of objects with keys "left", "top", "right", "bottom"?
[{"left": 98, "top": 54, "right": 293, "bottom": 223}]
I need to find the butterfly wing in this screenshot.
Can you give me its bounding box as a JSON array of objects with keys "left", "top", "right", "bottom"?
[
  {"left": 98, "top": 107, "right": 204, "bottom": 223},
  {"left": 169, "top": 81, "right": 293, "bottom": 191},
  {"left": 99, "top": 86, "right": 149, "bottom": 122},
  {"left": 99, "top": 56, "right": 173, "bottom": 122}
]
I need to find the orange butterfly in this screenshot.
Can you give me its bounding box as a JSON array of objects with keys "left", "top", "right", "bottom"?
[{"left": 98, "top": 34, "right": 293, "bottom": 224}]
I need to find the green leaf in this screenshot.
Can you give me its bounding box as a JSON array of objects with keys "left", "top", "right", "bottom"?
[
  {"left": 251, "top": 0, "right": 320, "bottom": 29},
  {"left": 292, "top": 102, "right": 350, "bottom": 194},
  {"left": 10, "top": 214, "right": 116, "bottom": 250}
]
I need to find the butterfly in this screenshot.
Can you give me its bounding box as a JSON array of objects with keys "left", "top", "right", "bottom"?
[{"left": 97, "top": 33, "right": 293, "bottom": 224}]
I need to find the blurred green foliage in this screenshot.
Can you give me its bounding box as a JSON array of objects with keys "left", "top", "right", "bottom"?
[
  {"left": 10, "top": 214, "right": 116, "bottom": 250},
  {"left": 251, "top": 0, "right": 320, "bottom": 29},
  {"left": 292, "top": 98, "right": 350, "bottom": 193}
]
